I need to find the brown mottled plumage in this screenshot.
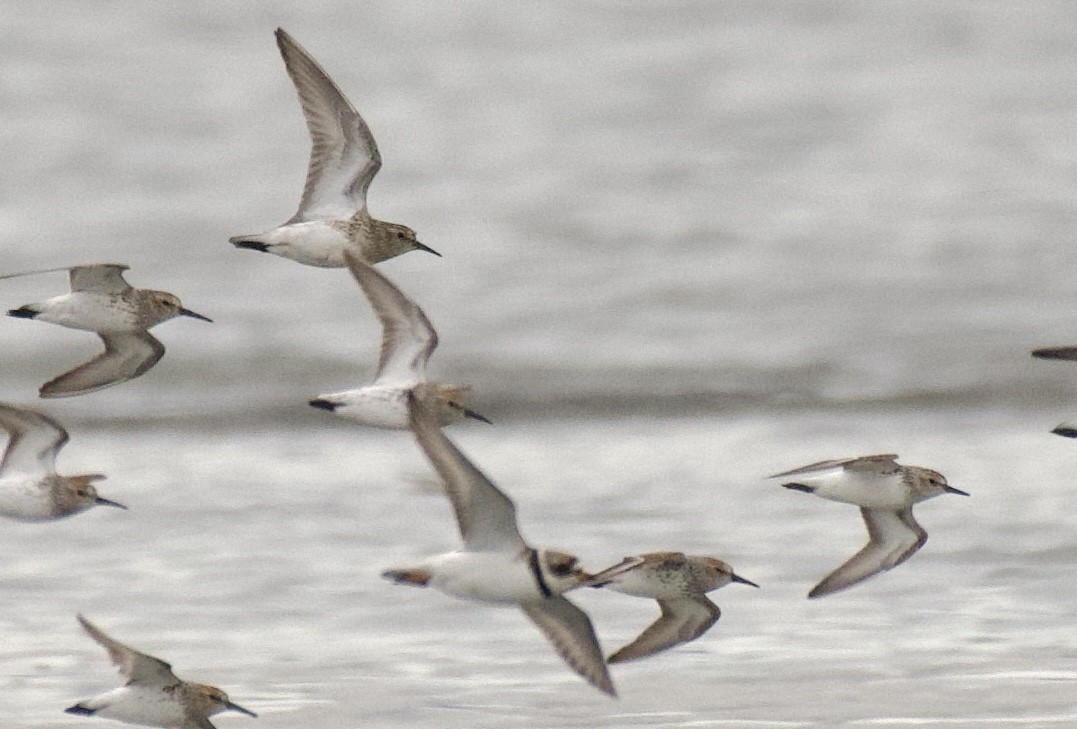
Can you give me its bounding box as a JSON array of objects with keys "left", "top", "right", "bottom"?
[{"left": 587, "top": 552, "right": 757, "bottom": 663}]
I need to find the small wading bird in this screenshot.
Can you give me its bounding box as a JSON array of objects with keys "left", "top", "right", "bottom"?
[
  {"left": 0, "top": 402, "right": 124, "bottom": 520},
  {"left": 771, "top": 454, "right": 967, "bottom": 598},
  {"left": 382, "top": 387, "right": 614, "bottom": 696},
  {"left": 66, "top": 615, "right": 256, "bottom": 729},
  {"left": 585, "top": 552, "right": 757, "bottom": 663},
  {"left": 3, "top": 264, "right": 211, "bottom": 398},
  {"left": 230, "top": 28, "right": 439, "bottom": 266},
  {"left": 309, "top": 250, "right": 488, "bottom": 428}
]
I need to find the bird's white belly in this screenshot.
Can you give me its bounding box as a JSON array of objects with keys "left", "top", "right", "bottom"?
[
  {"left": 425, "top": 551, "right": 541, "bottom": 604},
  {"left": 0, "top": 477, "right": 52, "bottom": 521},
  {"left": 325, "top": 386, "right": 410, "bottom": 429},
  {"left": 34, "top": 293, "right": 138, "bottom": 332},
  {"left": 605, "top": 570, "right": 668, "bottom": 599},
  {"left": 268, "top": 221, "right": 353, "bottom": 267},
  {"left": 813, "top": 472, "right": 908, "bottom": 509},
  {"left": 89, "top": 686, "right": 186, "bottom": 727}
]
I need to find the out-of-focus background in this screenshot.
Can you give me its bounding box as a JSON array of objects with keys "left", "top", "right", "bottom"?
[{"left": 1, "top": 2, "right": 1075, "bottom": 727}]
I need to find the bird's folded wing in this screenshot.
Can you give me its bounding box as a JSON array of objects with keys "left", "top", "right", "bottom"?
[{"left": 770, "top": 454, "right": 899, "bottom": 478}]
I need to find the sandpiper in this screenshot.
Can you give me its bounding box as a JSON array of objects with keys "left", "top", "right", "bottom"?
[
  {"left": 0, "top": 402, "right": 124, "bottom": 520},
  {"left": 229, "top": 28, "right": 438, "bottom": 266},
  {"left": 382, "top": 389, "right": 615, "bottom": 696},
  {"left": 308, "top": 250, "right": 487, "bottom": 428},
  {"left": 4, "top": 264, "right": 211, "bottom": 398},
  {"left": 585, "top": 552, "right": 757, "bottom": 663},
  {"left": 66, "top": 615, "right": 256, "bottom": 728},
  {"left": 771, "top": 454, "right": 967, "bottom": 598}
]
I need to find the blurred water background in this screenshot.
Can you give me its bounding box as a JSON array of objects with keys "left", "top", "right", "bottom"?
[{"left": 0, "top": 1, "right": 1076, "bottom": 726}]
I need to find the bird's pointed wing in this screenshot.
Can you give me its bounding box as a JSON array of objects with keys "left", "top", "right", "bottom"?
[
  {"left": 39, "top": 332, "right": 165, "bottom": 398},
  {"left": 0, "top": 265, "right": 84, "bottom": 282},
  {"left": 1032, "top": 346, "right": 1077, "bottom": 360},
  {"left": 808, "top": 507, "right": 926, "bottom": 598},
  {"left": 520, "top": 596, "right": 616, "bottom": 697},
  {"left": 0, "top": 403, "right": 67, "bottom": 476},
  {"left": 608, "top": 596, "right": 720, "bottom": 664},
  {"left": 408, "top": 389, "right": 524, "bottom": 551},
  {"left": 344, "top": 251, "right": 436, "bottom": 385},
  {"left": 68, "top": 265, "right": 131, "bottom": 294},
  {"left": 77, "top": 615, "right": 179, "bottom": 687},
  {"left": 770, "top": 454, "right": 899, "bottom": 479},
  {"left": 1051, "top": 422, "right": 1077, "bottom": 438},
  {"left": 275, "top": 28, "right": 381, "bottom": 222},
  {"left": 769, "top": 458, "right": 850, "bottom": 478}
]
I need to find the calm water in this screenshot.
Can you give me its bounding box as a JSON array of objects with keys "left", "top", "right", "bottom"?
[{"left": 1, "top": 1, "right": 1076, "bottom": 727}]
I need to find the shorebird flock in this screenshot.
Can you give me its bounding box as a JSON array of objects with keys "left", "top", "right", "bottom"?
[{"left": 2, "top": 25, "right": 1069, "bottom": 727}]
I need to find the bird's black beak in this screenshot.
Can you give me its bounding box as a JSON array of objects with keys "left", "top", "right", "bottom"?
[
  {"left": 309, "top": 398, "right": 339, "bottom": 412},
  {"left": 414, "top": 241, "right": 442, "bottom": 257},
  {"left": 943, "top": 485, "right": 969, "bottom": 496},
  {"left": 1051, "top": 424, "right": 1077, "bottom": 438},
  {"left": 226, "top": 702, "right": 257, "bottom": 718},
  {"left": 464, "top": 408, "right": 492, "bottom": 424},
  {"left": 731, "top": 573, "right": 760, "bottom": 588},
  {"left": 95, "top": 497, "right": 128, "bottom": 510},
  {"left": 179, "top": 308, "right": 213, "bottom": 323}
]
